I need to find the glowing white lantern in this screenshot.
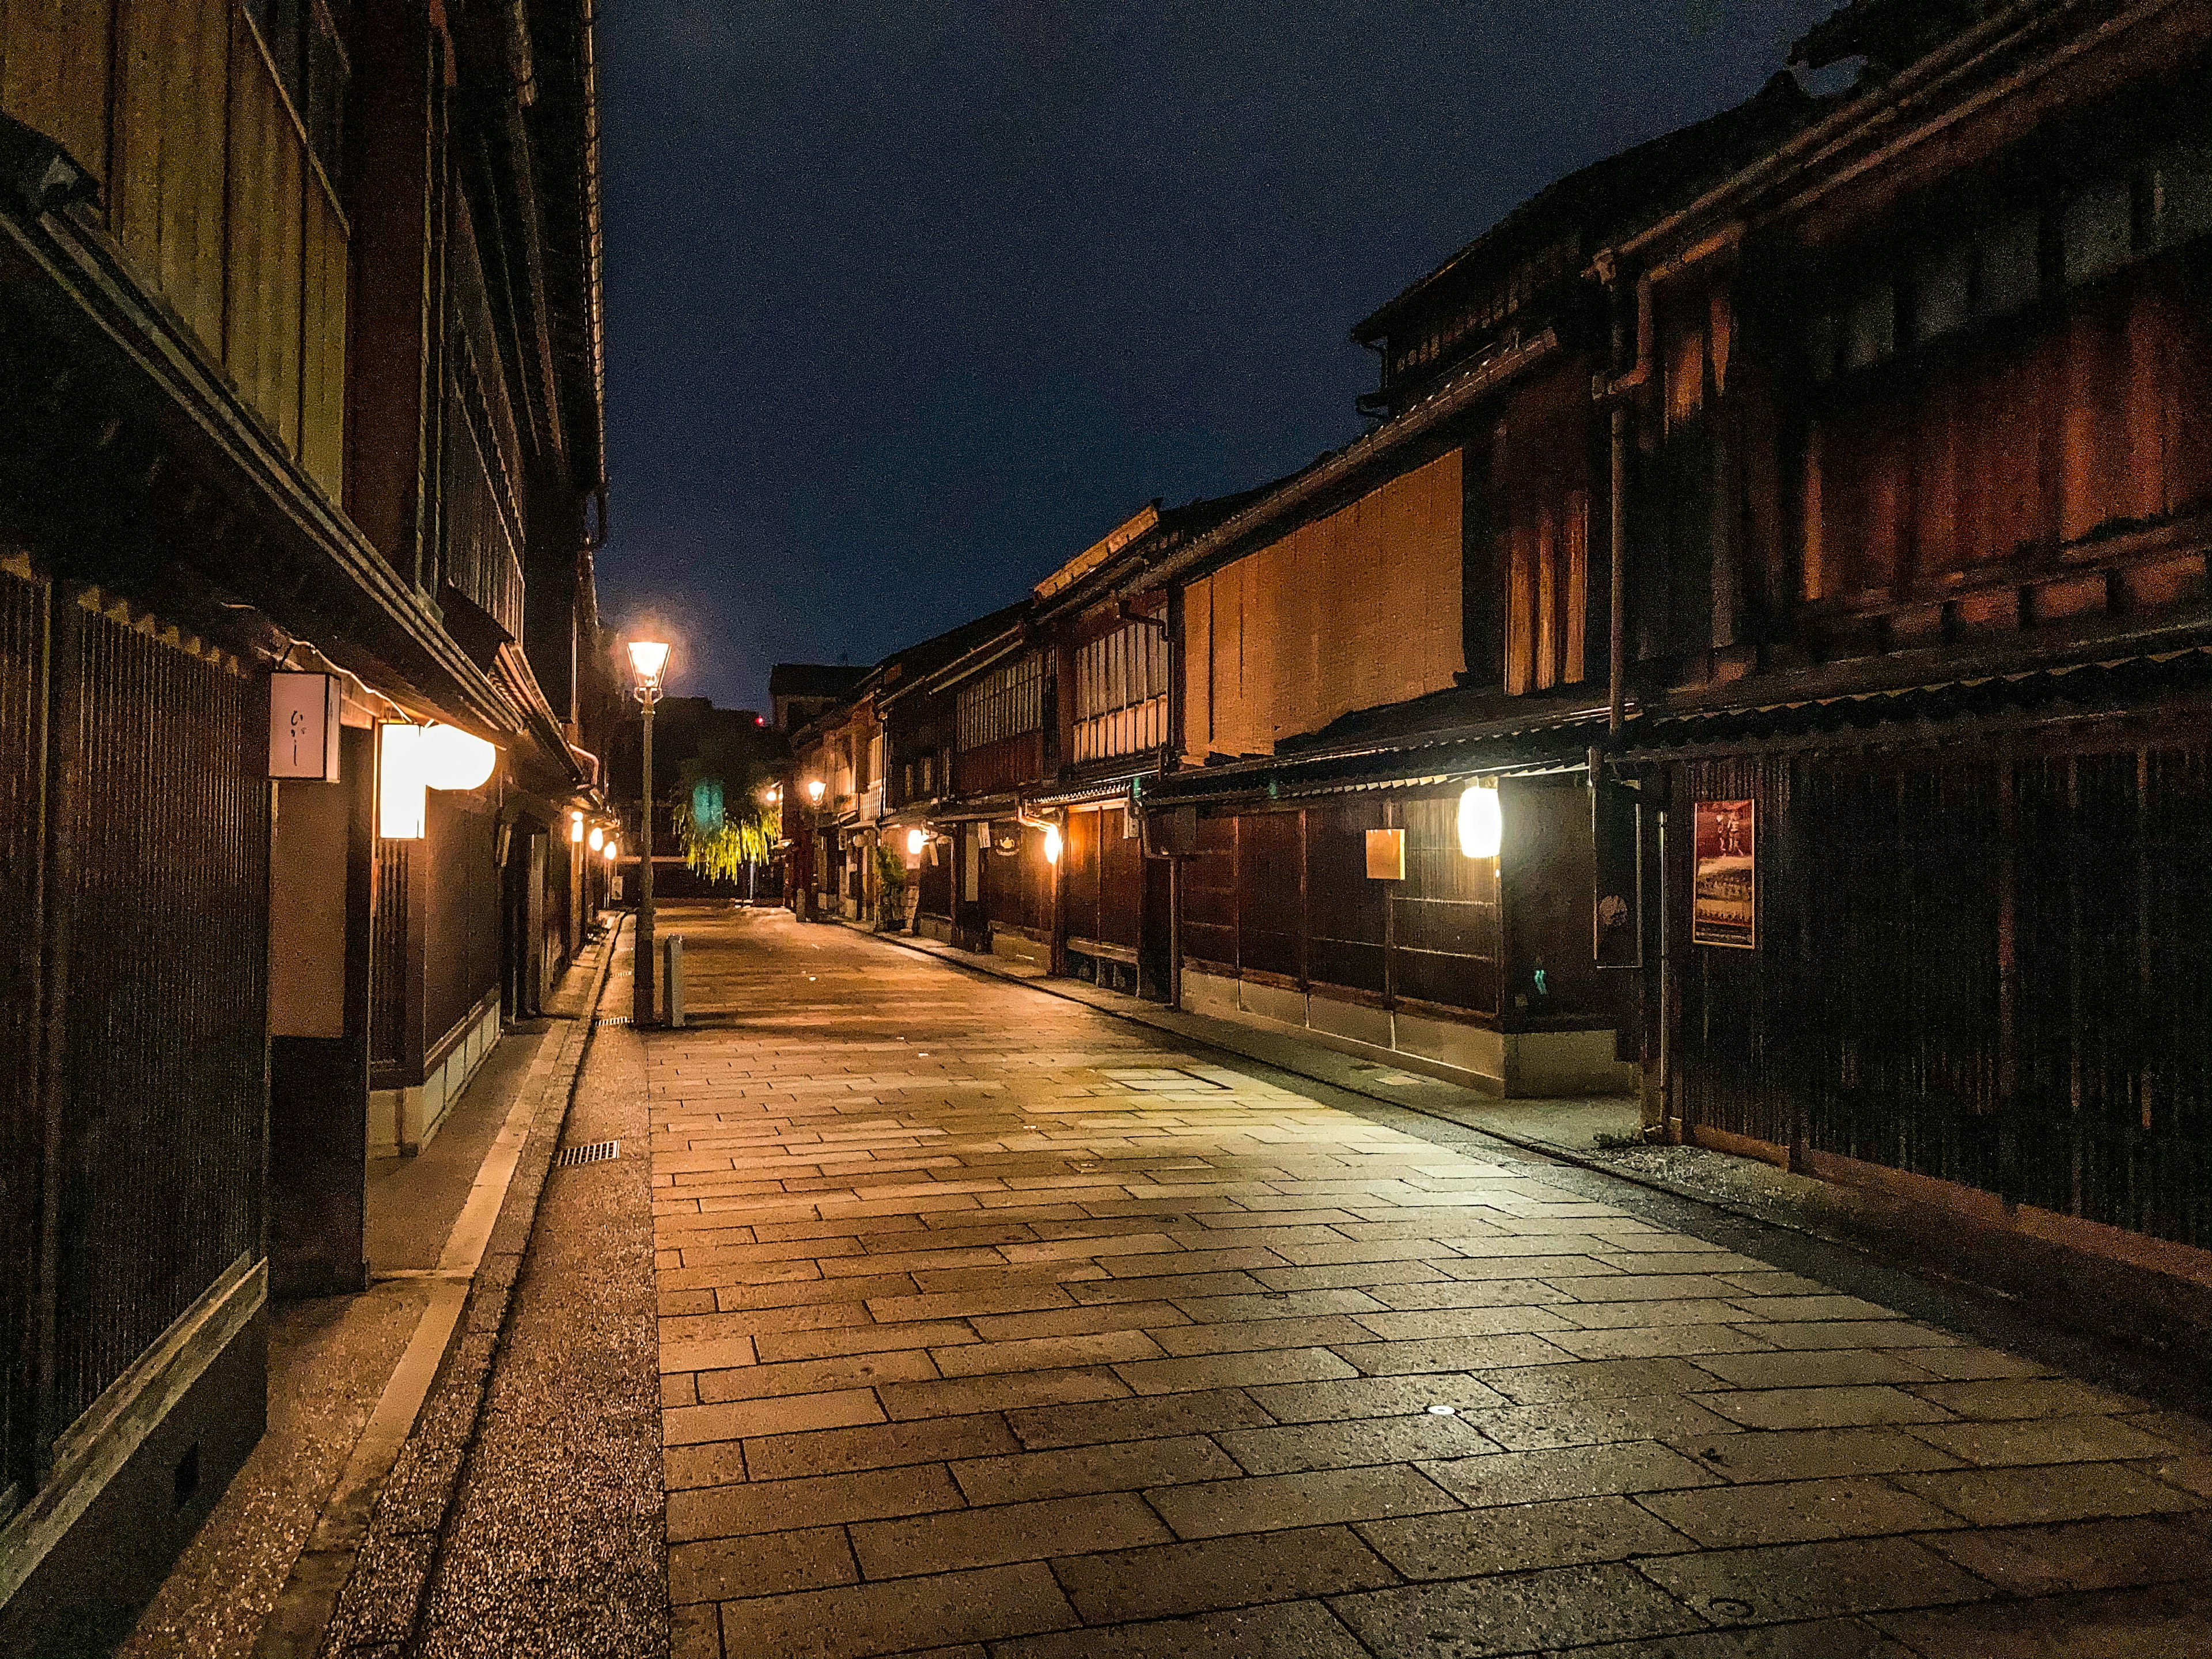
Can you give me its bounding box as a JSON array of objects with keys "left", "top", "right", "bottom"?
[
  {"left": 588, "top": 825, "right": 604, "bottom": 851},
  {"left": 570, "top": 809, "right": 585, "bottom": 842},
  {"left": 420, "top": 723, "right": 498, "bottom": 791},
  {"left": 1043, "top": 825, "right": 1062, "bottom": 866},
  {"left": 907, "top": 828, "right": 926, "bottom": 857},
  {"left": 378, "top": 723, "right": 426, "bottom": 840},
  {"left": 1457, "top": 783, "right": 1502, "bottom": 860}
]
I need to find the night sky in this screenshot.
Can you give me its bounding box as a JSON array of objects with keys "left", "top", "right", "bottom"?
[{"left": 595, "top": 0, "right": 1847, "bottom": 712}]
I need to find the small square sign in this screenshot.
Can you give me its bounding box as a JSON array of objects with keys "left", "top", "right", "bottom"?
[
  {"left": 269, "top": 672, "right": 342, "bottom": 781},
  {"left": 1365, "top": 827, "right": 1406, "bottom": 881}
]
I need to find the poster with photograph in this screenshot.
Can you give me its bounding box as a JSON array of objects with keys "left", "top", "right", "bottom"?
[{"left": 1692, "top": 798, "right": 1756, "bottom": 949}]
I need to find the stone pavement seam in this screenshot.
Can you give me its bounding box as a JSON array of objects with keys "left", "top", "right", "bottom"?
[{"left": 310, "top": 921, "right": 620, "bottom": 1659}]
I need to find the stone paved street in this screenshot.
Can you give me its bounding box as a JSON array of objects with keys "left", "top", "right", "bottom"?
[{"left": 646, "top": 905, "right": 2212, "bottom": 1659}]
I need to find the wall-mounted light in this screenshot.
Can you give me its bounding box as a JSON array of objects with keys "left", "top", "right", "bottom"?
[
  {"left": 421, "top": 722, "right": 498, "bottom": 791},
  {"left": 907, "top": 827, "right": 926, "bottom": 857},
  {"left": 588, "top": 825, "right": 605, "bottom": 851},
  {"left": 570, "top": 809, "right": 585, "bottom": 843},
  {"left": 806, "top": 779, "right": 824, "bottom": 804},
  {"left": 1043, "top": 825, "right": 1062, "bottom": 866},
  {"left": 603, "top": 839, "right": 618, "bottom": 862},
  {"left": 378, "top": 723, "right": 426, "bottom": 840},
  {"left": 1457, "top": 782, "right": 1502, "bottom": 860}
]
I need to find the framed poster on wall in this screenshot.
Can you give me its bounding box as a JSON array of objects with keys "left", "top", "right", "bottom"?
[{"left": 1692, "top": 798, "right": 1756, "bottom": 949}]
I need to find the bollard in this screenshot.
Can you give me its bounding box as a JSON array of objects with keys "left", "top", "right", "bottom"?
[{"left": 662, "top": 934, "right": 685, "bottom": 1028}]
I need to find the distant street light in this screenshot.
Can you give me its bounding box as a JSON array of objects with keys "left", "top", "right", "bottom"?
[{"left": 627, "top": 638, "right": 672, "bottom": 1024}]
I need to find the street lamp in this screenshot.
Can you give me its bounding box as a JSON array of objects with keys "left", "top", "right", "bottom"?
[{"left": 627, "top": 638, "right": 671, "bottom": 1023}]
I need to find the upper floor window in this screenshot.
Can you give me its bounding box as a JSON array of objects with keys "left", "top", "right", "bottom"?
[
  {"left": 956, "top": 655, "right": 1043, "bottom": 752},
  {"left": 1072, "top": 620, "right": 1168, "bottom": 762},
  {"left": 243, "top": 0, "right": 348, "bottom": 187}
]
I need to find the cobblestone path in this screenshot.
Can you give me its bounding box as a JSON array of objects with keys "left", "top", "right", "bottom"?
[{"left": 648, "top": 905, "right": 2212, "bottom": 1659}]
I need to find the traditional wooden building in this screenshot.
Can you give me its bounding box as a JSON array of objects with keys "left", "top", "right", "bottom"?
[
  {"left": 1127, "top": 77, "right": 1826, "bottom": 1099},
  {"left": 0, "top": 2, "right": 609, "bottom": 1647},
  {"left": 1597, "top": 0, "right": 2212, "bottom": 1267}
]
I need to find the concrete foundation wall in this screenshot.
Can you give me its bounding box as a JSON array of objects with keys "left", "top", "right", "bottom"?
[
  {"left": 369, "top": 995, "right": 503, "bottom": 1158},
  {"left": 1181, "top": 964, "right": 1631, "bottom": 1099}
]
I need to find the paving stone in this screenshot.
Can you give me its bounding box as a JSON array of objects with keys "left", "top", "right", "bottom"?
[
  {"left": 664, "top": 1386, "right": 885, "bottom": 1446},
  {"left": 990, "top": 1598, "right": 1370, "bottom": 1658},
  {"left": 1331, "top": 1563, "right": 1711, "bottom": 1658},
  {"left": 1171, "top": 1289, "right": 1390, "bottom": 1321},
  {"left": 1687, "top": 1351, "right": 1939, "bottom": 1391},
  {"left": 1888, "top": 1345, "right": 2058, "bottom": 1381},
  {"left": 1868, "top": 1577, "right": 2212, "bottom": 1658},
  {"left": 1147, "top": 1315, "right": 1381, "bottom": 1355},
  {"left": 850, "top": 1491, "right": 1169, "bottom": 1578},
  {"left": 1699, "top": 1387, "right": 1956, "bottom": 1431},
  {"left": 930, "top": 1330, "right": 1166, "bottom": 1376},
  {"left": 1637, "top": 1536, "right": 1995, "bottom": 1625},
  {"left": 1903, "top": 1377, "right": 2148, "bottom": 1421},
  {"left": 1892, "top": 1461, "right": 2205, "bottom": 1527},
  {"left": 1349, "top": 1306, "right": 1577, "bottom": 1341},
  {"left": 715, "top": 1561, "right": 1078, "bottom": 1659},
  {"left": 1418, "top": 1441, "right": 1720, "bottom": 1507},
  {"left": 1334, "top": 1334, "right": 1576, "bottom": 1375},
  {"left": 1677, "top": 1427, "right": 1962, "bottom": 1484},
  {"left": 1146, "top": 1463, "right": 1462, "bottom": 1539},
  {"left": 1528, "top": 1620, "right": 1916, "bottom": 1658},
  {"left": 1216, "top": 1413, "right": 1493, "bottom": 1476},
  {"left": 695, "top": 1347, "right": 939, "bottom": 1402},
  {"left": 949, "top": 1434, "right": 1240, "bottom": 1503},
  {"left": 1472, "top": 1393, "right": 1742, "bottom": 1452},
  {"left": 1114, "top": 1346, "right": 1359, "bottom": 1393},
  {"left": 1005, "top": 1387, "right": 1277, "bottom": 1449},
  {"left": 1547, "top": 1325, "right": 1780, "bottom": 1361},
  {"left": 669, "top": 1526, "right": 855, "bottom": 1604},
  {"left": 1357, "top": 1496, "right": 1696, "bottom": 1578},
  {"left": 878, "top": 1366, "right": 1131, "bottom": 1421},
  {"left": 1744, "top": 1322, "right": 1960, "bottom": 1351},
  {"left": 672, "top": 1601, "right": 724, "bottom": 1659},
  {"left": 1639, "top": 1476, "right": 1962, "bottom": 1547},
  {"left": 1478, "top": 1358, "right": 1723, "bottom": 1404},
  {"left": 1249, "top": 1373, "right": 1510, "bottom": 1423},
  {"left": 666, "top": 1462, "right": 964, "bottom": 1542},
  {"left": 1904, "top": 1412, "right": 2181, "bottom": 1468},
  {"left": 968, "top": 1301, "right": 1188, "bottom": 1341},
  {"left": 743, "top": 1412, "right": 1022, "bottom": 1482},
  {"left": 754, "top": 1319, "right": 979, "bottom": 1363},
  {"left": 1921, "top": 1514, "right": 2212, "bottom": 1596},
  {"left": 1052, "top": 1524, "right": 1403, "bottom": 1623}
]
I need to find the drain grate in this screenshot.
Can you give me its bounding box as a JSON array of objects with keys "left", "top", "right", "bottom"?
[
  {"left": 555, "top": 1140, "right": 619, "bottom": 1167},
  {"left": 595, "top": 1014, "right": 631, "bottom": 1028}
]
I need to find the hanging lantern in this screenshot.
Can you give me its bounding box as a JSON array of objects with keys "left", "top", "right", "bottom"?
[
  {"left": 1457, "top": 782, "right": 1502, "bottom": 860},
  {"left": 1043, "top": 825, "right": 1062, "bottom": 866},
  {"left": 377, "top": 723, "right": 426, "bottom": 840},
  {"left": 603, "top": 839, "right": 619, "bottom": 862},
  {"left": 907, "top": 828, "right": 926, "bottom": 857},
  {"left": 570, "top": 809, "right": 585, "bottom": 843},
  {"left": 419, "top": 723, "right": 498, "bottom": 791},
  {"left": 588, "top": 825, "right": 604, "bottom": 851}
]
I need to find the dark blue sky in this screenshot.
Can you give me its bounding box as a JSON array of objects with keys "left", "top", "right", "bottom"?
[{"left": 596, "top": 0, "right": 1844, "bottom": 711}]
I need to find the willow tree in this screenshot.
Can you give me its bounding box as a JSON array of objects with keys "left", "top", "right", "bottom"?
[{"left": 669, "top": 741, "right": 780, "bottom": 886}]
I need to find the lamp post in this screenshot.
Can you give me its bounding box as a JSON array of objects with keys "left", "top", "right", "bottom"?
[
  {"left": 805, "top": 777, "right": 825, "bottom": 922},
  {"left": 626, "top": 638, "right": 672, "bottom": 1023}
]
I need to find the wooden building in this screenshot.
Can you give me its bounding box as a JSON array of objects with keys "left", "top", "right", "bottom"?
[
  {"left": 1123, "top": 77, "right": 1826, "bottom": 1098},
  {"left": 1597, "top": 0, "right": 2212, "bottom": 1267},
  {"left": 0, "top": 1, "right": 610, "bottom": 1647}
]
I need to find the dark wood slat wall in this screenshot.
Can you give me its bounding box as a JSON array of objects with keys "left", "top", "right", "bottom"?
[
  {"left": 1672, "top": 736, "right": 2212, "bottom": 1249},
  {"left": 0, "top": 568, "right": 46, "bottom": 1512},
  {"left": 52, "top": 601, "right": 267, "bottom": 1430}
]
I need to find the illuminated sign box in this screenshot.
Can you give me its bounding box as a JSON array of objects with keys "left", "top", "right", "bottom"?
[{"left": 269, "top": 672, "right": 342, "bottom": 781}]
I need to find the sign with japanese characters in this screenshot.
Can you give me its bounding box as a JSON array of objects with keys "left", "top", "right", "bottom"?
[
  {"left": 268, "top": 672, "right": 342, "bottom": 781},
  {"left": 1692, "top": 798, "right": 1756, "bottom": 949}
]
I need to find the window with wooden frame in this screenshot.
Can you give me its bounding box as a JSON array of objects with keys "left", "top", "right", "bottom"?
[
  {"left": 956, "top": 654, "right": 1044, "bottom": 752},
  {"left": 1071, "top": 619, "right": 1169, "bottom": 762},
  {"left": 1503, "top": 491, "right": 1589, "bottom": 695}
]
